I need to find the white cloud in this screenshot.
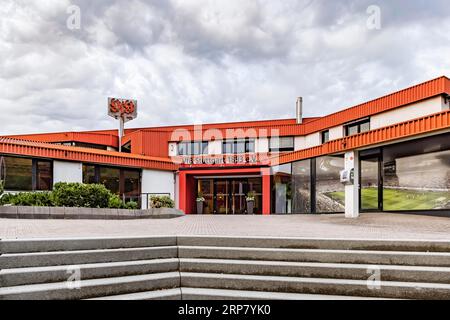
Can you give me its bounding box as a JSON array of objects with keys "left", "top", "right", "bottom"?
[{"left": 0, "top": 0, "right": 449, "bottom": 135}]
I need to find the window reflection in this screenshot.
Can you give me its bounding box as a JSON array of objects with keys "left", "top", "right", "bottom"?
[
  {"left": 315, "top": 156, "right": 345, "bottom": 213},
  {"left": 292, "top": 159, "right": 311, "bottom": 213},
  {"left": 3, "top": 157, "right": 33, "bottom": 191}
]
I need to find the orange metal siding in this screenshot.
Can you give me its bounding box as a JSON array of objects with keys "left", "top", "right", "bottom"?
[
  {"left": 274, "top": 109, "right": 450, "bottom": 165},
  {"left": 4, "top": 132, "right": 119, "bottom": 148},
  {"left": 0, "top": 138, "right": 177, "bottom": 171},
  {"left": 2, "top": 76, "right": 449, "bottom": 161}
]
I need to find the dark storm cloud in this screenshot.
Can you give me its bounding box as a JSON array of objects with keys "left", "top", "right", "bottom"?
[{"left": 0, "top": 0, "right": 449, "bottom": 135}]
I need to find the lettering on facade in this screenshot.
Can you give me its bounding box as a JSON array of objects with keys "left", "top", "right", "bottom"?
[{"left": 182, "top": 154, "right": 258, "bottom": 165}]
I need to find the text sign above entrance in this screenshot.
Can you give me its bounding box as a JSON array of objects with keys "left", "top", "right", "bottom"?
[{"left": 182, "top": 154, "right": 259, "bottom": 165}]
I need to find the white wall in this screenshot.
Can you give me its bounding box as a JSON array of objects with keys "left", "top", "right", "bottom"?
[
  {"left": 371, "top": 96, "right": 446, "bottom": 130},
  {"left": 329, "top": 125, "right": 344, "bottom": 140},
  {"left": 294, "top": 136, "right": 305, "bottom": 151},
  {"left": 53, "top": 161, "right": 82, "bottom": 185},
  {"left": 174, "top": 172, "right": 179, "bottom": 209},
  {"left": 256, "top": 137, "right": 269, "bottom": 153},
  {"left": 208, "top": 140, "right": 222, "bottom": 155},
  {"left": 141, "top": 169, "right": 175, "bottom": 209},
  {"left": 168, "top": 143, "right": 177, "bottom": 156},
  {"left": 294, "top": 133, "right": 321, "bottom": 151}
]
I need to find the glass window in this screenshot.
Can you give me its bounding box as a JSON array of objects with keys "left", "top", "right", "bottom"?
[
  {"left": 192, "top": 142, "right": 201, "bottom": 155},
  {"left": 236, "top": 141, "right": 246, "bottom": 154},
  {"left": 347, "top": 125, "right": 359, "bottom": 136},
  {"left": 202, "top": 142, "right": 209, "bottom": 155},
  {"left": 36, "top": 161, "right": 52, "bottom": 191},
  {"left": 178, "top": 142, "right": 190, "bottom": 156},
  {"left": 82, "top": 165, "right": 97, "bottom": 184},
  {"left": 223, "top": 141, "right": 234, "bottom": 154},
  {"left": 321, "top": 131, "right": 330, "bottom": 144},
  {"left": 223, "top": 139, "right": 255, "bottom": 154},
  {"left": 179, "top": 142, "right": 208, "bottom": 156},
  {"left": 272, "top": 164, "right": 292, "bottom": 214},
  {"left": 291, "top": 159, "right": 311, "bottom": 213},
  {"left": 360, "top": 121, "right": 370, "bottom": 133},
  {"left": 383, "top": 134, "right": 450, "bottom": 211},
  {"left": 99, "top": 167, "right": 120, "bottom": 195},
  {"left": 270, "top": 137, "right": 294, "bottom": 152},
  {"left": 315, "top": 156, "right": 344, "bottom": 213},
  {"left": 246, "top": 140, "right": 255, "bottom": 153},
  {"left": 123, "top": 169, "right": 140, "bottom": 202},
  {"left": 345, "top": 119, "right": 370, "bottom": 136},
  {"left": 3, "top": 157, "right": 33, "bottom": 191}
]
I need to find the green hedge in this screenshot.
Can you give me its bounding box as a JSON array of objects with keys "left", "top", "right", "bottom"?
[
  {"left": 0, "top": 182, "right": 139, "bottom": 209},
  {"left": 150, "top": 195, "right": 174, "bottom": 208},
  {"left": 0, "top": 192, "right": 54, "bottom": 207}
]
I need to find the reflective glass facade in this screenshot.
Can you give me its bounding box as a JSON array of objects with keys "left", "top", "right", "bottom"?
[
  {"left": 381, "top": 133, "right": 450, "bottom": 211},
  {"left": 1, "top": 156, "right": 52, "bottom": 191},
  {"left": 315, "top": 155, "right": 345, "bottom": 213}
]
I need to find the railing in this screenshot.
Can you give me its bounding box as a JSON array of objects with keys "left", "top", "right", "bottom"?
[{"left": 140, "top": 193, "right": 171, "bottom": 210}]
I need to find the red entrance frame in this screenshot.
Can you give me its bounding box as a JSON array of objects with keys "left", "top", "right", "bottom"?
[{"left": 178, "top": 167, "right": 271, "bottom": 215}]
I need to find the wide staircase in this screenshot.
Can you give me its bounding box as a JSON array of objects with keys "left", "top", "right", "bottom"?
[{"left": 1, "top": 236, "right": 450, "bottom": 300}]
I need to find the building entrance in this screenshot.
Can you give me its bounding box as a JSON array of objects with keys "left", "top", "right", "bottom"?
[{"left": 196, "top": 177, "right": 262, "bottom": 214}]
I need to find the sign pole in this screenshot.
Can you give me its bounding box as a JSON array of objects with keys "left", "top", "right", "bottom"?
[
  {"left": 119, "top": 117, "right": 124, "bottom": 152},
  {"left": 108, "top": 98, "right": 138, "bottom": 153}
]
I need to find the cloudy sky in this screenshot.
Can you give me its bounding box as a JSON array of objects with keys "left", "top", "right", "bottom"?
[{"left": 1, "top": 0, "right": 449, "bottom": 135}]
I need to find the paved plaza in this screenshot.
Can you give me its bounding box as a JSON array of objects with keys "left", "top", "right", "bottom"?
[{"left": 0, "top": 213, "right": 449, "bottom": 240}]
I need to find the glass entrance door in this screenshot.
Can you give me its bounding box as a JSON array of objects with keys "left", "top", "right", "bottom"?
[
  {"left": 231, "top": 179, "right": 247, "bottom": 214},
  {"left": 196, "top": 177, "right": 262, "bottom": 214},
  {"left": 360, "top": 155, "right": 382, "bottom": 211},
  {"left": 214, "top": 180, "right": 230, "bottom": 214}
]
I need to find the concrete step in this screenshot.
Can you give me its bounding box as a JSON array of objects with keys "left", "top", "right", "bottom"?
[
  {"left": 178, "top": 236, "right": 450, "bottom": 252},
  {"left": 0, "top": 272, "right": 180, "bottom": 300},
  {"left": 0, "top": 246, "right": 178, "bottom": 269},
  {"left": 180, "top": 287, "right": 394, "bottom": 300},
  {"left": 178, "top": 246, "right": 450, "bottom": 267},
  {"left": 88, "top": 288, "right": 182, "bottom": 300},
  {"left": 88, "top": 288, "right": 391, "bottom": 300},
  {"left": 180, "top": 272, "right": 450, "bottom": 300},
  {"left": 0, "top": 236, "right": 176, "bottom": 254},
  {"left": 179, "top": 258, "right": 450, "bottom": 284},
  {"left": 0, "top": 258, "right": 179, "bottom": 287}
]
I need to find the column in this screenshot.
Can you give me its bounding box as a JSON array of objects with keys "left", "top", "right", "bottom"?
[
  {"left": 344, "top": 151, "right": 360, "bottom": 218},
  {"left": 261, "top": 167, "right": 271, "bottom": 215},
  {"left": 178, "top": 171, "right": 187, "bottom": 214}
]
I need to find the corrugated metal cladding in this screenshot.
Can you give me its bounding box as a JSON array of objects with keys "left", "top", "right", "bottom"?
[
  {"left": 0, "top": 76, "right": 449, "bottom": 164},
  {"left": 274, "top": 109, "right": 450, "bottom": 165},
  {"left": 3, "top": 132, "right": 119, "bottom": 148},
  {"left": 0, "top": 138, "right": 177, "bottom": 171},
  {"left": 132, "top": 76, "right": 450, "bottom": 157}
]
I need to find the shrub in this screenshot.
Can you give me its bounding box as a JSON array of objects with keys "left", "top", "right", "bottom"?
[
  {"left": 150, "top": 195, "right": 174, "bottom": 209},
  {"left": 53, "top": 182, "right": 111, "bottom": 208},
  {"left": 0, "top": 180, "right": 4, "bottom": 197},
  {"left": 108, "top": 194, "right": 124, "bottom": 209},
  {"left": 0, "top": 192, "right": 54, "bottom": 207},
  {"left": 124, "top": 201, "right": 139, "bottom": 210},
  {"left": 0, "top": 182, "right": 139, "bottom": 210}
]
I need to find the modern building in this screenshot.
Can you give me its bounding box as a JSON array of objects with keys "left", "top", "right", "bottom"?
[{"left": 1, "top": 76, "right": 450, "bottom": 217}]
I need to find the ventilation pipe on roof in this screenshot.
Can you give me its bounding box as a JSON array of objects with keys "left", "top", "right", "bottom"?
[{"left": 296, "top": 97, "right": 303, "bottom": 124}]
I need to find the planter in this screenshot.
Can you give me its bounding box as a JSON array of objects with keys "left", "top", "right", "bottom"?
[
  {"left": 0, "top": 205, "right": 184, "bottom": 220},
  {"left": 197, "top": 201, "right": 204, "bottom": 214},
  {"left": 246, "top": 200, "right": 254, "bottom": 215}
]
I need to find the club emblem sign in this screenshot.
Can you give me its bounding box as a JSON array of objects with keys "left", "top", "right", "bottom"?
[
  {"left": 108, "top": 98, "right": 138, "bottom": 152},
  {"left": 108, "top": 98, "right": 137, "bottom": 123}
]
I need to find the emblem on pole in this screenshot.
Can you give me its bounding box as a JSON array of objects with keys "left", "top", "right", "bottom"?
[{"left": 108, "top": 98, "right": 138, "bottom": 152}]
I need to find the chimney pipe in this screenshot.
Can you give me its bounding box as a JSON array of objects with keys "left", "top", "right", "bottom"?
[{"left": 296, "top": 97, "right": 303, "bottom": 124}]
